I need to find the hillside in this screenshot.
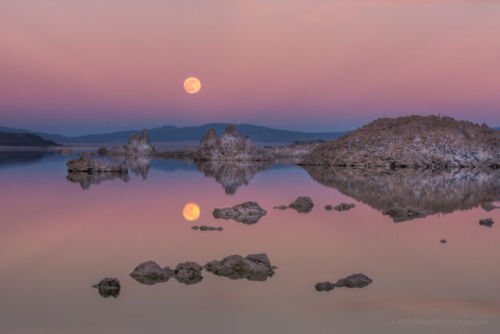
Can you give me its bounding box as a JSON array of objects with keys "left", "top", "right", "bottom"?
[
  {"left": 302, "top": 116, "right": 500, "bottom": 168},
  {"left": 0, "top": 132, "right": 60, "bottom": 147}
]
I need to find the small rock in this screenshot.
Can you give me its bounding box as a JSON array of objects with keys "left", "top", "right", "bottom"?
[
  {"left": 213, "top": 201, "right": 267, "bottom": 224},
  {"left": 92, "top": 277, "right": 120, "bottom": 298},
  {"left": 129, "top": 261, "right": 174, "bottom": 285},
  {"left": 315, "top": 282, "right": 336, "bottom": 292},
  {"left": 273, "top": 205, "right": 288, "bottom": 210},
  {"left": 335, "top": 273, "right": 372, "bottom": 288},
  {"left": 175, "top": 262, "right": 203, "bottom": 285},
  {"left": 324, "top": 205, "right": 333, "bottom": 211},
  {"left": 192, "top": 225, "right": 223, "bottom": 231},
  {"left": 479, "top": 218, "right": 494, "bottom": 228},
  {"left": 334, "top": 203, "right": 356, "bottom": 211},
  {"left": 440, "top": 239, "right": 447, "bottom": 244},
  {"left": 58, "top": 149, "right": 72, "bottom": 156},
  {"left": 191, "top": 226, "right": 199, "bottom": 230}
]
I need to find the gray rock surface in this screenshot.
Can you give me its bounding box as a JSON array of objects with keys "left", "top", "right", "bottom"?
[
  {"left": 213, "top": 201, "right": 267, "bottom": 224},
  {"left": 479, "top": 218, "right": 494, "bottom": 228},
  {"left": 129, "top": 261, "right": 174, "bottom": 285},
  {"left": 204, "top": 253, "right": 275, "bottom": 281},
  {"left": 302, "top": 116, "right": 500, "bottom": 168},
  {"left": 174, "top": 262, "right": 203, "bottom": 285},
  {"left": 334, "top": 203, "right": 356, "bottom": 211},
  {"left": 92, "top": 277, "right": 120, "bottom": 298}
]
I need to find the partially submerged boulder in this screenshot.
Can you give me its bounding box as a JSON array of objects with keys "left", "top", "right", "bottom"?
[
  {"left": 174, "top": 262, "right": 203, "bottom": 285},
  {"left": 213, "top": 201, "right": 267, "bottom": 224},
  {"left": 129, "top": 261, "right": 174, "bottom": 285},
  {"left": 92, "top": 277, "right": 121, "bottom": 298},
  {"left": 334, "top": 203, "right": 356, "bottom": 211},
  {"left": 274, "top": 196, "right": 314, "bottom": 213},
  {"left": 204, "top": 253, "right": 275, "bottom": 281},
  {"left": 98, "top": 129, "right": 157, "bottom": 158},
  {"left": 315, "top": 273, "right": 373, "bottom": 292},
  {"left": 479, "top": 218, "right": 494, "bottom": 228}
]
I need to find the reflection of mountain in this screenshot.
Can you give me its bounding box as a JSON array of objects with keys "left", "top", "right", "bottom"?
[
  {"left": 196, "top": 160, "right": 273, "bottom": 195},
  {"left": 303, "top": 166, "right": 500, "bottom": 222},
  {"left": 0, "top": 151, "right": 56, "bottom": 166}
]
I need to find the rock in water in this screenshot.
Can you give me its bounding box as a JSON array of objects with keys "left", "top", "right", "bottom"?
[
  {"left": 275, "top": 197, "right": 314, "bottom": 213},
  {"left": 191, "top": 225, "right": 223, "bottom": 231},
  {"left": 302, "top": 116, "right": 500, "bottom": 168},
  {"left": 129, "top": 261, "right": 174, "bottom": 285},
  {"left": 440, "top": 239, "right": 447, "bottom": 244},
  {"left": 335, "top": 273, "right": 373, "bottom": 288},
  {"left": 315, "top": 282, "right": 336, "bottom": 292},
  {"left": 324, "top": 205, "right": 333, "bottom": 211},
  {"left": 67, "top": 153, "right": 128, "bottom": 174},
  {"left": 195, "top": 125, "right": 273, "bottom": 161},
  {"left": 479, "top": 218, "right": 494, "bottom": 228},
  {"left": 174, "top": 262, "right": 203, "bottom": 285},
  {"left": 204, "top": 253, "right": 275, "bottom": 281},
  {"left": 213, "top": 202, "right": 267, "bottom": 224},
  {"left": 481, "top": 203, "right": 500, "bottom": 212},
  {"left": 98, "top": 129, "right": 157, "bottom": 158},
  {"left": 92, "top": 278, "right": 120, "bottom": 298},
  {"left": 334, "top": 203, "right": 356, "bottom": 211}
]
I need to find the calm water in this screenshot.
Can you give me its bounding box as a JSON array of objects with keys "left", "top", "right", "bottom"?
[{"left": 0, "top": 150, "right": 499, "bottom": 334}]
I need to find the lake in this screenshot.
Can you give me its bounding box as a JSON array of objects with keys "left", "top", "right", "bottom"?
[{"left": 0, "top": 149, "right": 499, "bottom": 334}]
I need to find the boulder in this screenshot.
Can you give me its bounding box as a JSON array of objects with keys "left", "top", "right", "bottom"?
[
  {"left": 174, "top": 262, "right": 203, "bottom": 285},
  {"left": 324, "top": 205, "right": 333, "bottom": 211},
  {"left": 213, "top": 202, "right": 267, "bottom": 224},
  {"left": 334, "top": 203, "right": 356, "bottom": 211},
  {"left": 479, "top": 218, "right": 494, "bottom": 228},
  {"left": 315, "top": 282, "right": 336, "bottom": 292},
  {"left": 275, "top": 197, "right": 314, "bottom": 213},
  {"left": 67, "top": 153, "right": 128, "bottom": 174},
  {"left": 204, "top": 253, "right": 275, "bottom": 281},
  {"left": 335, "top": 273, "right": 373, "bottom": 288},
  {"left": 92, "top": 277, "right": 120, "bottom": 298},
  {"left": 129, "top": 261, "right": 174, "bottom": 285}
]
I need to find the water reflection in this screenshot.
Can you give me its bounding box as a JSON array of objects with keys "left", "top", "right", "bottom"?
[
  {"left": 66, "top": 172, "right": 129, "bottom": 190},
  {"left": 0, "top": 150, "right": 56, "bottom": 167},
  {"left": 303, "top": 166, "right": 500, "bottom": 222}
]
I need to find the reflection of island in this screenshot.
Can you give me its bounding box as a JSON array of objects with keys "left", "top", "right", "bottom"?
[
  {"left": 196, "top": 160, "right": 272, "bottom": 194},
  {"left": 303, "top": 166, "right": 500, "bottom": 222}
]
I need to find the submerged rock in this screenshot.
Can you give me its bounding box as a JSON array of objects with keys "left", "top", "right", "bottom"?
[
  {"left": 481, "top": 203, "right": 500, "bottom": 212},
  {"left": 92, "top": 277, "right": 121, "bottom": 298},
  {"left": 174, "top": 262, "right": 203, "bottom": 285},
  {"left": 334, "top": 203, "right": 356, "bottom": 211},
  {"left": 479, "top": 218, "right": 494, "bottom": 228},
  {"left": 324, "top": 205, "right": 333, "bottom": 211},
  {"left": 129, "top": 261, "right": 174, "bottom": 285},
  {"left": 275, "top": 196, "right": 314, "bottom": 213},
  {"left": 213, "top": 201, "right": 267, "bottom": 224},
  {"left": 315, "top": 282, "right": 336, "bottom": 292},
  {"left": 195, "top": 125, "right": 273, "bottom": 161},
  {"left": 440, "top": 239, "right": 447, "bottom": 244},
  {"left": 191, "top": 225, "right": 223, "bottom": 231},
  {"left": 335, "top": 273, "right": 373, "bottom": 288},
  {"left": 204, "top": 253, "right": 275, "bottom": 281}
]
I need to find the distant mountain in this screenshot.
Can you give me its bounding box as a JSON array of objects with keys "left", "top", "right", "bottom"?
[
  {"left": 0, "top": 124, "right": 349, "bottom": 144},
  {"left": 0, "top": 131, "right": 61, "bottom": 147},
  {"left": 495, "top": 127, "right": 500, "bottom": 131}
]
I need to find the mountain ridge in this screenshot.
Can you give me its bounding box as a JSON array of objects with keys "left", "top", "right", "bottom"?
[{"left": 0, "top": 123, "right": 349, "bottom": 144}]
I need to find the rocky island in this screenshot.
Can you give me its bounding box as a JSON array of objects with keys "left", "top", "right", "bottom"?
[{"left": 302, "top": 116, "right": 500, "bottom": 168}]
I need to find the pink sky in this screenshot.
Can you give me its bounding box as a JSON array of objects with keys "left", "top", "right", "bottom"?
[{"left": 1, "top": 0, "right": 500, "bottom": 134}]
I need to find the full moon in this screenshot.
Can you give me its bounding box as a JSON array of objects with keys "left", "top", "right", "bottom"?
[
  {"left": 183, "top": 202, "right": 200, "bottom": 221},
  {"left": 184, "top": 77, "right": 201, "bottom": 94}
]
